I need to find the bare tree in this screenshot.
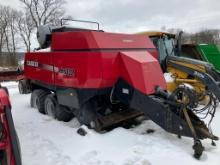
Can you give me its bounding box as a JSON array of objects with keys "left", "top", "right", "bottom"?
[
  {"left": 17, "top": 11, "right": 35, "bottom": 52},
  {"left": 20, "top": 0, "right": 66, "bottom": 28},
  {"left": 0, "top": 6, "right": 20, "bottom": 55},
  {"left": 7, "top": 8, "right": 20, "bottom": 55},
  {"left": 183, "top": 29, "right": 220, "bottom": 45},
  {"left": 0, "top": 6, "right": 8, "bottom": 54}
]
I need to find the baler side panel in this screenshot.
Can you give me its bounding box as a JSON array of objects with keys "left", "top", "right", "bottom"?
[
  {"left": 119, "top": 51, "right": 167, "bottom": 95},
  {"left": 24, "top": 52, "right": 54, "bottom": 85},
  {"left": 53, "top": 52, "right": 106, "bottom": 88},
  {"left": 51, "top": 31, "right": 156, "bottom": 51},
  {"left": 100, "top": 52, "right": 120, "bottom": 84}
]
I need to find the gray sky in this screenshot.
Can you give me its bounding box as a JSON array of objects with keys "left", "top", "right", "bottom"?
[{"left": 1, "top": 0, "right": 220, "bottom": 33}]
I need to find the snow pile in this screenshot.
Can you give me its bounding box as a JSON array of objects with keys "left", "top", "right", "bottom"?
[{"left": 2, "top": 82, "right": 220, "bottom": 165}]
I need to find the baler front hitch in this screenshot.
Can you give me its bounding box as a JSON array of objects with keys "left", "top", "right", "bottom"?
[
  {"left": 182, "top": 107, "right": 204, "bottom": 159},
  {"left": 114, "top": 79, "right": 218, "bottom": 158}
]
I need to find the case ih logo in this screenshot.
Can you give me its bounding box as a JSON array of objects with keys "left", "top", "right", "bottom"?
[
  {"left": 26, "top": 61, "right": 75, "bottom": 77},
  {"left": 26, "top": 60, "right": 39, "bottom": 67}
]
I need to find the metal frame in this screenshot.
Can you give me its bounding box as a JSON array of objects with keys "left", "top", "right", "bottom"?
[{"left": 60, "top": 19, "right": 100, "bottom": 30}]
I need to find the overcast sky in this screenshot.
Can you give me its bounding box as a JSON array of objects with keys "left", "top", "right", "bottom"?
[{"left": 1, "top": 0, "right": 220, "bottom": 33}]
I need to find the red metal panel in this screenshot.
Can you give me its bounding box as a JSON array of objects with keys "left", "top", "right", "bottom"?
[
  {"left": 25, "top": 52, "right": 54, "bottom": 85},
  {"left": 147, "top": 48, "right": 158, "bottom": 60},
  {"left": 25, "top": 49, "right": 166, "bottom": 93},
  {"left": 119, "top": 51, "right": 166, "bottom": 94},
  {"left": 51, "top": 31, "right": 156, "bottom": 51},
  {"left": 25, "top": 31, "right": 165, "bottom": 94},
  {"left": 0, "top": 89, "right": 10, "bottom": 107},
  {"left": 53, "top": 52, "right": 104, "bottom": 88},
  {"left": 0, "top": 89, "right": 16, "bottom": 165},
  {"left": 100, "top": 52, "right": 119, "bottom": 83}
]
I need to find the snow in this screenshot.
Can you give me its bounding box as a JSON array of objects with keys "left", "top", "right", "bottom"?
[
  {"left": 35, "top": 47, "right": 51, "bottom": 52},
  {"left": 1, "top": 82, "right": 220, "bottom": 165},
  {"left": 164, "top": 72, "right": 174, "bottom": 82}
]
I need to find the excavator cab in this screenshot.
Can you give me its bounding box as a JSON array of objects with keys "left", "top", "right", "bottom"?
[
  {"left": 138, "top": 31, "right": 220, "bottom": 98},
  {"left": 151, "top": 33, "right": 176, "bottom": 71}
]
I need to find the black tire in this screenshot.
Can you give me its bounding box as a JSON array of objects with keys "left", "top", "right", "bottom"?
[
  {"left": 18, "top": 80, "right": 27, "bottom": 94},
  {"left": 30, "top": 91, "right": 37, "bottom": 108},
  {"left": 55, "top": 104, "right": 73, "bottom": 122},
  {"left": 31, "top": 89, "right": 49, "bottom": 114},
  {"left": 44, "top": 94, "right": 57, "bottom": 119},
  {"left": 0, "top": 151, "right": 7, "bottom": 165},
  {"left": 18, "top": 81, "right": 24, "bottom": 94},
  {"left": 30, "top": 89, "right": 45, "bottom": 108}
]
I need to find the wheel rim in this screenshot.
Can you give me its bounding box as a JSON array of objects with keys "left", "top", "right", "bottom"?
[{"left": 45, "top": 100, "right": 56, "bottom": 118}]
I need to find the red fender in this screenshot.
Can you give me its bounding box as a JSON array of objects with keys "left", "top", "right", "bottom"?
[{"left": 0, "top": 88, "right": 21, "bottom": 165}]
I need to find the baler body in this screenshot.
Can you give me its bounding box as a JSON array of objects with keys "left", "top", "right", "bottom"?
[
  {"left": 23, "top": 27, "right": 218, "bottom": 158},
  {"left": 25, "top": 31, "right": 165, "bottom": 95}
]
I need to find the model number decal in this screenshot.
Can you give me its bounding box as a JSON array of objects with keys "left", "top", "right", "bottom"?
[
  {"left": 59, "top": 68, "right": 74, "bottom": 76},
  {"left": 26, "top": 61, "right": 75, "bottom": 77}
]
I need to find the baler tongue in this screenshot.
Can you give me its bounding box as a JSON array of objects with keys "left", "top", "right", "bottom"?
[
  {"left": 114, "top": 79, "right": 218, "bottom": 158},
  {"left": 114, "top": 51, "right": 218, "bottom": 159}
]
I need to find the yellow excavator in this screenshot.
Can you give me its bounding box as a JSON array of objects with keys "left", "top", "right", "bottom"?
[
  {"left": 138, "top": 32, "right": 220, "bottom": 139},
  {"left": 139, "top": 31, "right": 220, "bottom": 103}
]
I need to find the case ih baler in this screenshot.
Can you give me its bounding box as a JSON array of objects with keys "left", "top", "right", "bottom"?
[{"left": 21, "top": 20, "right": 218, "bottom": 158}]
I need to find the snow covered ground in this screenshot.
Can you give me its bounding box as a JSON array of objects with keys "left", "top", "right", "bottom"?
[{"left": 2, "top": 82, "right": 220, "bottom": 165}]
